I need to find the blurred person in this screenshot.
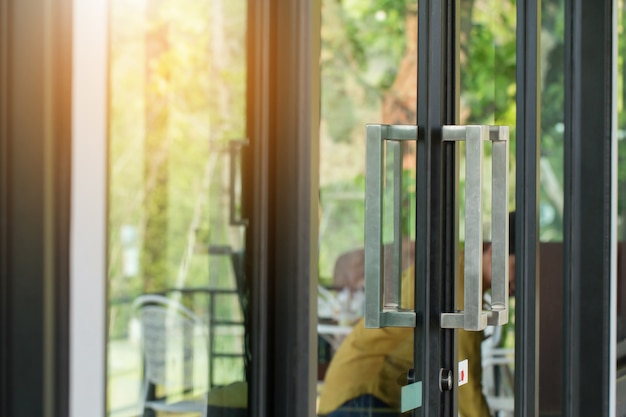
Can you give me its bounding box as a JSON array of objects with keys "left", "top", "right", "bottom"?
[{"left": 318, "top": 213, "right": 516, "bottom": 417}]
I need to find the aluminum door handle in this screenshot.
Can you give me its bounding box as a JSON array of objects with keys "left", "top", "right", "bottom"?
[
  {"left": 364, "top": 124, "right": 417, "bottom": 328},
  {"left": 440, "top": 125, "right": 510, "bottom": 331}
]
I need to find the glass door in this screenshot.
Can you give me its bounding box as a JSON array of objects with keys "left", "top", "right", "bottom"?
[
  {"left": 317, "top": 0, "right": 622, "bottom": 416},
  {"left": 317, "top": 1, "right": 519, "bottom": 416},
  {"left": 106, "top": 1, "right": 250, "bottom": 416},
  {"left": 316, "top": 2, "right": 419, "bottom": 415}
]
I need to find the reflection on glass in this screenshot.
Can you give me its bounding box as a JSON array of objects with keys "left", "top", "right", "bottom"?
[
  {"left": 107, "top": 0, "right": 249, "bottom": 415},
  {"left": 540, "top": 0, "right": 565, "bottom": 242},
  {"left": 458, "top": 3, "right": 517, "bottom": 417},
  {"left": 459, "top": 0, "right": 517, "bottom": 236},
  {"left": 317, "top": 2, "right": 417, "bottom": 415},
  {"left": 318, "top": 1, "right": 519, "bottom": 416}
]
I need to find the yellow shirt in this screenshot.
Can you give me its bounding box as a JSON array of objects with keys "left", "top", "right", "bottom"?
[
  {"left": 317, "top": 317, "right": 413, "bottom": 414},
  {"left": 317, "top": 261, "right": 491, "bottom": 417}
]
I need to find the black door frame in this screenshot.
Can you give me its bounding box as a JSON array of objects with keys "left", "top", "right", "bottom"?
[
  {"left": 414, "top": 1, "right": 544, "bottom": 415},
  {"left": 515, "top": 0, "right": 541, "bottom": 415},
  {"left": 414, "top": 0, "right": 459, "bottom": 415},
  {"left": 0, "top": 1, "right": 73, "bottom": 417},
  {"left": 246, "top": 0, "right": 321, "bottom": 416},
  {"left": 563, "top": 0, "right": 616, "bottom": 415},
  {"left": 415, "top": 0, "right": 619, "bottom": 415}
]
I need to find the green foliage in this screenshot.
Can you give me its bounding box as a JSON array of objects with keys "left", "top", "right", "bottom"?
[
  {"left": 108, "top": 0, "right": 247, "bottom": 331},
  {"left": 319, "top": 0, "right": 593, "bottom": 275},
  {"left": 321, "top": 0, "right": 411, "bottom": 142},
  {"left": 320, "top": 0, "right": 522, "bottom": 269},
  {"left": 461, "top": 1, "right": 516, "bottom": 128}
]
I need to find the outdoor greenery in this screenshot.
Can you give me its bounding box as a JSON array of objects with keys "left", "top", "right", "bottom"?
[
  {"left": 319, "top": 0, "right": 524, "bottom": 280},
  {"left": 317, "top": 0, "right": 626, "bottom": 279},
  {"left": 109, "top": 0, "right": 246, "bottom": 334},
  {"left": 108, "top": 0, "right": 247, "bottom": 414},
  {"left": 107, "top": 0, "right": 626, "bottom": 328}
]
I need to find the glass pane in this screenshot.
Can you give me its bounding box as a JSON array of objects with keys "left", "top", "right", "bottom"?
[
  {"left": 460, "top": 0, "right": 569, "bottom": 414},
  {"left": 317, "top": 1, "right": 417, "bottom": 415},
  {"left": 107, "top": 1, "right": 249, "bottom": 415},
  {"left": 460, "top": 2, "right": 570, "bottom": 415},
  {"left": 317, "top": 1, "right": 572, "bottom": 416},
  {"left": 458, "top": 2, "right": 517, "bottom": 416},
  {"left": 459, "top": 2, "right": 567, "bottom": 415}
]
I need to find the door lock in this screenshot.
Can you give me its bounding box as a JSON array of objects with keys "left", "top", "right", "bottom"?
[{"left": 439, "top": 368, "right": 453, "bottom": 392}]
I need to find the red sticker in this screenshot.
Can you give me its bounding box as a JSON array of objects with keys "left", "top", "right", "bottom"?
[{"left": 458, "top": 359, "right": 469, "bottom": 386}]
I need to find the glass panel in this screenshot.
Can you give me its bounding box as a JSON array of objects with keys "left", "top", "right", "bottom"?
[
  {"left": 458, "top": 0, "right": 569, "bottom": 414},
  {"left": 539, "top": 0, "right": 565, "bottom": 241},
  {"left": 317, "top": 1, "right": 573, "bottom": 416},
  {"left": 317, "top": 1, "right": 417, "bottom": 415},
  {"left": 107, "top": 1, "right": 249, "bottom": 416},
  {"left": 460, "top": 2, "right": 568, "bottom": 415},
  {"left": 458, "top": 1, "right": 568, "bottom": 414},
  {"left": 458, "top": 2, "right": 517, "bottom": 416}
]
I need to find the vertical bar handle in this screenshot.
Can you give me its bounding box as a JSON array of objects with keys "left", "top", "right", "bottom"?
[
  {"left": 229, "top": 139, "right": 249, "bottom": 226},
  {"left": 463, "top": 125, "right": 489, "bottom": 331},
  {"left": 364, "top": 124, "right": 417, "bottom": 328},
  {"left": 487, "top": 126, "right": 510, "bottom": 325},
  {"left": 440, "top": 125, "right": 509, "bottom": 331},
  {"left": 364, "top": 125, "right": 384, "bottom": 328}
]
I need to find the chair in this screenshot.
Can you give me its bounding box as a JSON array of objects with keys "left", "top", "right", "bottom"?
[
  {"left": 481, "top": 324, "right": 515, "bottom": 417},
  {"left": 133, "top": 294, "right": 209, "bottom": 417}
]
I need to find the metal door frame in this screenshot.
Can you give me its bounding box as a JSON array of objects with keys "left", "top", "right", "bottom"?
[
  {"left": 246, "top": 0, "right": 321, "bottom": 416},
  {"left": 563, "top": 0, "right": 616, "bottom": 415},
  {"left": 515, "top": 1, "right": 541, "bottom": 416},
  {"left": 414, "top": 0, "right": 459, "bottom": 415},
  {"left": 0, "top": 1, "right": 73, "bottom": 416},
  {"left": 414, "top": 1, "right": 546, "bottom": 415}
]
